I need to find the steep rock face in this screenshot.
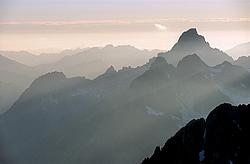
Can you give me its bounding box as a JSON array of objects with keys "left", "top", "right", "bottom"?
[
  {"left": 204, "top": 104, "right": 250, "bottom": 164},
  {"left": 141, "top": 103, "right": 250, "bottom": 164},
  {"left": 159, "top": 28, "right": 233, "bottom": 66},
  {"left": 172, "top": 28, "right": 209, "bottom": 50},
  {"left": 95, "top": 65, "right": 117, "bottom": 80},
  {"left": 142, "top": 118, "right": 205, "bottom": 164},
  {"left": 130, "top": 57, "right": 176, "bottom": 89}
]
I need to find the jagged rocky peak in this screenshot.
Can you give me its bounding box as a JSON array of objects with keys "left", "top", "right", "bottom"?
[
  {"left": 158, "top": 28, "right": 233, "bottom": 66},
  {"left": 177, "top": 54, "right": 208, "bottom": 71},
  {"left": 149, "top": 56, "right": 169, "bottom": 70},
  {"left": 173, "top": 28, "right": 209, "bottom": 49},
  {"left": 130, "top": 56, "right": 175, "bottom": 89},
  {"left": 142, "top": 118, "right": 206, "bottom": 164},
  {"left": 105, "top": 65, "right": 117, "bottom": 74},
  {"left": 95, "top": 65, "right": 117, "bottom": 80},
  {"left": 141, "top": 103, "right": 250, "bottom": 164}
]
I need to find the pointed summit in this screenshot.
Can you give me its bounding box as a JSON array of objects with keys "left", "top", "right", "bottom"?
[
  {"left": 159, "top": 28, "right": 233, "bottom": 66},
  {"left": 95, "top": 65, "right": 117, "bottom": 80},
  {"left": 177, "top": 54, "right": 209, "bottom": 76},
  {"left": 105, "top": 65, "right": 116, "bottom": 74},
  {"left": 149, "top": 56, "right": 168, "bottom": 70},
  {"left": 179, "top": 28, "right": 199, "bottom": 41},
  {"left": 177, "top": 54, "right": 208, "bottom": 69},
  {"left": 172, "top": 28, "right": 209, "bottom": 50},
  {"left": 130, "top": 56, "right": 176, "bottom": 89}
]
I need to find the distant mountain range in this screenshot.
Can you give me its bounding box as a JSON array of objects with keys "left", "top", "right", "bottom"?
[
  {"left": 0, "top": 49, "right": 84, "bottom": 66},
  {"left": 36, "top": 45, "right": 160, "bottom": 79},
  {"left": 142, "top": 103, "right": 250, "bottom": 164},
  {"left": 0, "top": 46, "right": 159, "bottom": 113},
  {"left": 1, "top": 28, "right": 248, "bottom": 114},
  {"left": 226, "top": 42, "right": 250, "bottom": 70},
  {"left": 234, "top": 56, "right": 250, "bottom": 70},
  {"left": 0, "top": 28, "right": 250, "bottom": 164},
  {"left": 0, "top": 46, "right": 160, "bottom": 77},
  {"left": 0, "top": 55, "right": 36, "bottom": 113},
  {"left": 226, "top": 42, "right": 250, "bottom": 59}
]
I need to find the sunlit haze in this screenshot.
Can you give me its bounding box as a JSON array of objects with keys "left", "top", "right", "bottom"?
[{"left": 0, "top": 0, "right": 250, "bottom": 54}]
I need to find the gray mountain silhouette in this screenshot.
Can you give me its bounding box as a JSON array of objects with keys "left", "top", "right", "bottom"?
[{"left": 159, "top": 28, "right": 233, "bottom": 66}]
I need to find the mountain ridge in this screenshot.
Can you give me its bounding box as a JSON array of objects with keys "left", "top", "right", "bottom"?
[
  {"left": 159, "top": 28, "right": 233, "bottom": 66},
  {"left": 141, "top": 103, "right": 250, "bottom": 164}
]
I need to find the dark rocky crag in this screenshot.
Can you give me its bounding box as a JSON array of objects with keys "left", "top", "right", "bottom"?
[
  {"left": 159, "top": 28, "right": 233, "bottom": 66},
  {"left": 142, "top": 103, "right": 250, "bottom": 164}
]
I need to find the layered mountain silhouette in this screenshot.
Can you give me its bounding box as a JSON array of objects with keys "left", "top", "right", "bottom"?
[
  {"left": 0, "top": 46, "right": 158, "bottom": 113},
  {"left": 0, "top": 54, "right": 35, "bottom": 113},
  {"left": 0, "top": 54, "right": 32, "bottom": 76},
  {"left": 226, "top": 42, "right": 250, "bottom": 69},
  {"left": 226, "top": 42, "right": 250, "bottom": 60},
  {"left": 0, "top": 28, "right": 250, "bottom": 164},
  {"left": 0, "top": 49, "right": 83, "bottom": 66},
  {"left": 1, "top": 53, "right": 250, "bottom": 164},
  {"left": 159, "top": 28, "right": 233, "bottom": 66},
  {"left": 0, "top": 28, "right": 239, "bottom": 114},
  {"left": 141, "top": 103, "right": 250, "bottom": 164},
  {"left": 37, "top": 45, "right": 159, "bottom": 78}
]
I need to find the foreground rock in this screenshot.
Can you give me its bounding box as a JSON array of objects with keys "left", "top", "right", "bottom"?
[{"left": 142, "top": 103, "right": 250, "bottom": 164}]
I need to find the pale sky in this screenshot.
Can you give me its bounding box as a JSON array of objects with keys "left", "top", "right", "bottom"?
[{"left": 0, "top": 0, "right": 249, "bottom": 53}]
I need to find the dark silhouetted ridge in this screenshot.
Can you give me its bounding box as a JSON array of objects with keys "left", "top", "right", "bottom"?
[
  {"left": 172, "top": 28, "right": 209, "bottom": 50},
  {"left": 141, "top": 103, "right": 250, "bottom": 164}
]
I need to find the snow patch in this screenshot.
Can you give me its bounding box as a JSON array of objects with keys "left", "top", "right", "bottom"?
[
  {"left": 167, "top": 73, "right": 170, "bottom": 79},
  {"left": 240, "top": 83, "right": 246, "bottom": 88},
  {"left": 179, "top": 103, "right": 202, "bottom": 123},
  {"left": 71, "top": 89, "right": 89, "bottom": 96},
  {"left": 209, "top": 68, "right": 222, "bottom": 73},
  {"left": 199, "top": 150, "right": 205, "bottom": 162},
  {"left": 146, "top": 106, "right": 164, "bottom": 116},
  {"left": 216, "top": 85, "right": 250, "bottom": 105},
  {"left": 170, "top": 114, "right": 180, "bottom": 121}
]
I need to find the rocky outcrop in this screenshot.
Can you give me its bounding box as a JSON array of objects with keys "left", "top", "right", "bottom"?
[{"left": 142, "top": 103, "right": 250, "bottom": 164}]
